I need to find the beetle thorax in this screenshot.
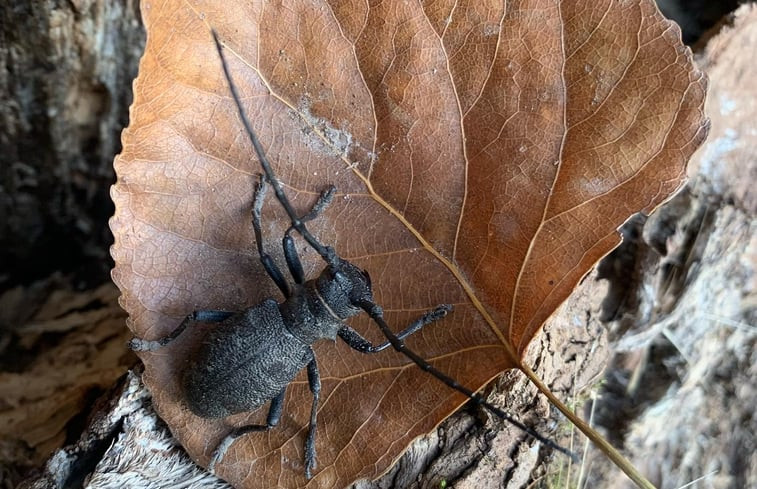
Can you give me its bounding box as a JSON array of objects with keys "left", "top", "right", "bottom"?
[{"left": 278, "top": 260, "right": 372, "bottom": 344}]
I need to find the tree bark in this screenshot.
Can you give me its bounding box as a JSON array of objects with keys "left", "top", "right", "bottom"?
[{"left": 0, "top": 0, "right": 144, "bottom": 288}]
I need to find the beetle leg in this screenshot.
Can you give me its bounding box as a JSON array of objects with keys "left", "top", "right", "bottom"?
[
  {"left": 337, "top": 304, "right": 452, "bottom": 353},
  {"left": 302, "top": 185, "right": 336, "bottom": 221},
  {"left": 282, "top": 230, "right": 306, "bottom": 284},
  {"left": 282, "top": 185, "right": 335, "bottom": 284},
  {"left": 208, "top": 388, "right": 287, "bottom": 474},
  {"left": 252, "top": 174, "right": 292, "bottom": 297},
  {"left": 304, "top": 352, "right": 321, "bottom": 480},
  {"left": 129, "top": 310, "right": 234, "bottom": 351}
]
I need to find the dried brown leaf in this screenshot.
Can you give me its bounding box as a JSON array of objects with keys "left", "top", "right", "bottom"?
[{"left": 111, "top": 0, "right": 708, "bottom": 487}]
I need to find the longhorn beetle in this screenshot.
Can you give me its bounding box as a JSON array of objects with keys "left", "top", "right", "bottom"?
[{"left": 130, "top": 30, "right": 575, "bottom": 480}]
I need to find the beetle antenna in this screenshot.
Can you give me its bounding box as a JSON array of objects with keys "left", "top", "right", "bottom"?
[
  {"left": 212, "top": 30, "right": 337, "bottom": 265},
  {"left": 358, "top": 300, "right": 578, "bottom": 462}
]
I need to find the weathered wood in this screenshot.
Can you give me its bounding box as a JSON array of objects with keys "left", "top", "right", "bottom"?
[{"left": 0, "top": 0, "right": 144, "bottom": 287}]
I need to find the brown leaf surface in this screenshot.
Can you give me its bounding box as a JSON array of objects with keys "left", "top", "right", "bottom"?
[{"left": 110, "top": 0, "right": 707, "bottom": 487}]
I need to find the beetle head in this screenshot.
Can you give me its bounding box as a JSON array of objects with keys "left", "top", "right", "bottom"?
[
  {"left": 315, "top": 258, "right": 373, "bottom": 319},
  {"left": 333, "top": 259, "right": 372, "bottom": 304}
]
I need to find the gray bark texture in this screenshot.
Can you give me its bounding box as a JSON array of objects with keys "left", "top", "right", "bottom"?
[
  {"left": 1, "top": 2, "right": 754, "bottom": 489},
  {"left": 0, "top": 0, "right": 144, "bottom": 288}
]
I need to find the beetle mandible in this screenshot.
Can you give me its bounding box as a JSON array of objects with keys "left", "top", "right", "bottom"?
[{"left": 129, "top": 29, "right": 574, "bottom": 481}]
